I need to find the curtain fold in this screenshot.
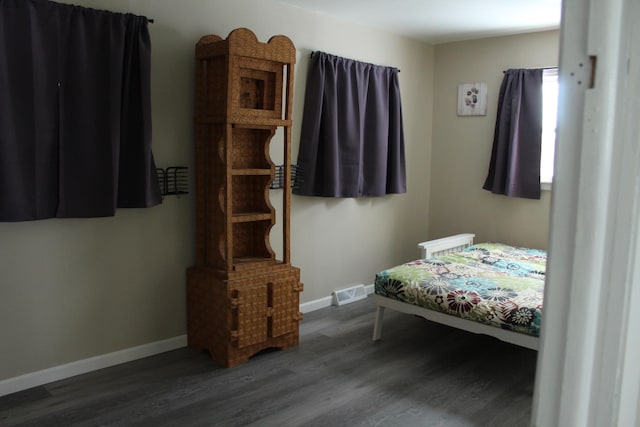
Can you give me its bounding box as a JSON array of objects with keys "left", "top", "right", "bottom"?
[
  {"left": 483, "top": 68, "right": 543, "bottom": 200},
  {"left": 0, "top": 0, "right": 161, "bottom": 221},
  {"left": 293, "top": 51, "right": 406, "bottom": 197}
]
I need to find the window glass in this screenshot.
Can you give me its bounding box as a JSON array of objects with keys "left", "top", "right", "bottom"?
[{"left": 541, "top": 68, "right": 559, "bottom": 184}]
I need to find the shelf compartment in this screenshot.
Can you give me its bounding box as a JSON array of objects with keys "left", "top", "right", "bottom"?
[
  {"left": 231, "top": 126, "right": 275, "bottom": 170},
  {"left": 231, "top": 175, "right": 273, "bottom": 215},
  {"left": 231, "top": 57, "right": 283, "bottom": 120},
  {"left": 240, "top": 69, "right": 275, "bottom": 111},
  {"left": 232, "top": 220, "right": 275, "bottom": 268}
]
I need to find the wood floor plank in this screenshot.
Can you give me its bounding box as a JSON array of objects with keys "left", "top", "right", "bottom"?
[{"left": 0, "top": 298, "right": 536, "bottom": 426}]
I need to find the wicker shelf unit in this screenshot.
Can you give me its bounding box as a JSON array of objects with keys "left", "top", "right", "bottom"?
[{"left": 187, "top": 28, "right": 302, "bottom": 368}]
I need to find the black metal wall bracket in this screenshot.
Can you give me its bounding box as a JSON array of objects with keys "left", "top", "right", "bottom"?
[
  {"left": 270, "top": 164, "right": 302, "bottom": 190},
  {"left": 156, "top": 166, "right": 189, "bottom": 197}
]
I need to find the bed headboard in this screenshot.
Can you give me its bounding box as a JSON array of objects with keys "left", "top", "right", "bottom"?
[{"left": 417, "top": 233, "right": 476, "bottom": 259}]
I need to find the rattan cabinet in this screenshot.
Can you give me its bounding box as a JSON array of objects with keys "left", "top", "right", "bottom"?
[{"left": 187, "top": 28, "right": 302, "bottom": 367}]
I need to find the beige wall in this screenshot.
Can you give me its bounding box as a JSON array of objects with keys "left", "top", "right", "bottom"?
[
  {"left": 0, "top": 1, "right": 559, "bottom": 384},
  {"left": 429, "top": 30, "right": 560, "bottom": 250},
  {"left": 0, "top": 0, "right": 434, "bottom": 380}
]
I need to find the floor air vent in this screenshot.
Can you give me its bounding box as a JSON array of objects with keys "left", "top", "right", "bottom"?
[{"left": 332, "top": 284, "right": 367, "bottom": 306}]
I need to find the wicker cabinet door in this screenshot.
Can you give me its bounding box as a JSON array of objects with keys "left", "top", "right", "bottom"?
[
  {"left": 235, "top": 285, "right": 268, "bottom": 348},
  {"left": 270, "top": 279, "right": 299, "bottom": 338}
]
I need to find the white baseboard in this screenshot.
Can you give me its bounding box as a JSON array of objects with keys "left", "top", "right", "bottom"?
[
  {"left": 299, "top": 295, "right": 333, "bottom": 313},
  {"left": 300, "top": 284, "right": 374, "bottom": 313},
  {"left": 0, "top": 284, "right": 376, "bottom": 398},
  {"left": 0, "top": 335, "right": 187, "bottom": 398}
]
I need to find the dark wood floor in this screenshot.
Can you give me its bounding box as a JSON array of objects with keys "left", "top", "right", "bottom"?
[{"left": 0, "top": 298, "right": 537, "bottom": 426}]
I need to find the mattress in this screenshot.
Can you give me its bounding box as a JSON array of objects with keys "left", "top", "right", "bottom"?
[{"left": 374, "top": 243, "right": 546, "bottom": 337}]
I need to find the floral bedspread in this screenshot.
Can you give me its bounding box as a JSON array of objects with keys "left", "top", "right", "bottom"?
[{"left": 374, "top": 243, "right": 546, "bottom": 337}]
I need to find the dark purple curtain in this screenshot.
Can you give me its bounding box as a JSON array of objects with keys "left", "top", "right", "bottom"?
[
  {"left": 483, "top": 68, "right": 543, "bottom": 199},
  {"left": 293, "top": 52, "right": 406, "bottom": 197},
  {"left": 0, "top": 0, "right": 161, "bottom": 221}
]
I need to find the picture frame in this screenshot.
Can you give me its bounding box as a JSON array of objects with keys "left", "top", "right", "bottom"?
[{"left": 457, "top": 82, "right": 487, "bottom": 116}]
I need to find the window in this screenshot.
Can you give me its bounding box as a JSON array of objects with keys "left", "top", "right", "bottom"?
[{"left": 541, "top": 68, "right": 559, "bottom": 185}]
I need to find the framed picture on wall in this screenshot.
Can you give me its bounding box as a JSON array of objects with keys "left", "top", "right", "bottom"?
[{"left": 457, "top": 82, "right": 487, "bottom": 116}]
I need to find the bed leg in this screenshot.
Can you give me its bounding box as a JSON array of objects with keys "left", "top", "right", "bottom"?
[{"left": 373, "top": 306, "right": 385, "bottom": 341}]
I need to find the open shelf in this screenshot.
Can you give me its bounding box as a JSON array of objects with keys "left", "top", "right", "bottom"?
[
  {"left": 231, "top": 126, "right": 275, "bottom": 170},
  {"left": 231, "top": 169, "right": 272, "bottom": 176},
  {"left": 232, "top": 212, "right": 273, "bottom": 223},
  {"left": 231, "top": 175, "right": 272, "bottom": 216},
  {"left": 232, "top": 220, "right": 274, "bottom": 263}
]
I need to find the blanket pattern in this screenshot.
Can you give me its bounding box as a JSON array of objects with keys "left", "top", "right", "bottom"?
[{"left": 374, "top": 243, "right": 546, "bottom": 337}]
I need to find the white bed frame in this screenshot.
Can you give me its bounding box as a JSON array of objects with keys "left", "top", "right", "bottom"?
[{"left": 372, "top": 233, "right": 540, "bottom": 350}]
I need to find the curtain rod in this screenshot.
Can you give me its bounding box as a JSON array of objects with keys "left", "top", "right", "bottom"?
[
  {"left": 503, "top": 66, "right": 558, "bottom": 73},
  {"left": 310, "top": 51, "right": 400, "bottom": 72}
]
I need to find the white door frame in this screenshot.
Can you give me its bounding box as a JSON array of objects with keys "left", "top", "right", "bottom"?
[{"left": 532, "top": 0, "right": 640, "bottom": 425}]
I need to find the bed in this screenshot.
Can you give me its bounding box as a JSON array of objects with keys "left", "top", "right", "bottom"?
[{"left": 372, "top": 234, "right": 546, "bottom": 350}]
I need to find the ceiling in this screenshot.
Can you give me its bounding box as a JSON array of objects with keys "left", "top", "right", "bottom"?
[{"left": 277, "top": 0, "right": 562, "bottom": 44}]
